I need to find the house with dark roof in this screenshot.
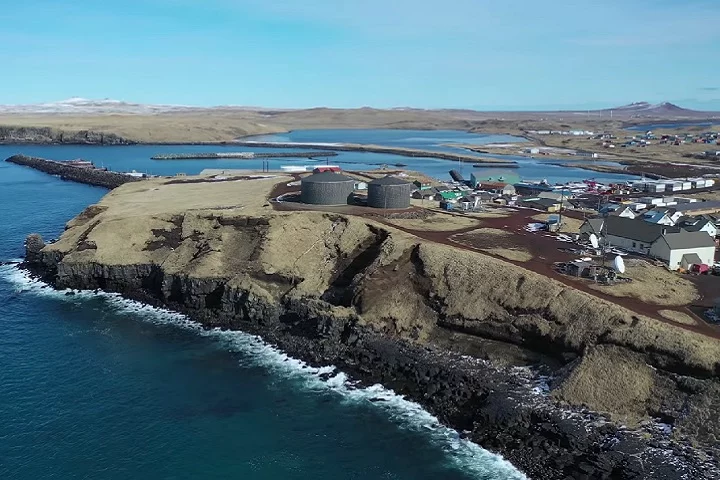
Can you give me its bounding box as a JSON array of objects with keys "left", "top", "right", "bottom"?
[
  {"left": 649, "top": 230, "right": 716, "bottom": 270},
  {"left": 579, "top": 216, "right": 716, "bottom": 269},
  {"left": 640, "top": 209, "right": 676, "bottom": 226},
  {"left": 520, "top": 197, "right": 561, "bottom": 212},
  {"left": 600, "top": 204, "right": 637, "bottom": 219},
  {"left": 579, "top": 218, "right": 604, "bottom": 240},
  {"left": 677, "top": 216, "right": 718, "bottom": 238}
]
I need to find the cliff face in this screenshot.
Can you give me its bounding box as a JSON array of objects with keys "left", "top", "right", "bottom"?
[
  {"left": 21, "top": 176, "right": 720, "bottom": 479},
  {"left": 0, "top": 126, "right": 132, "bottom": 145}
]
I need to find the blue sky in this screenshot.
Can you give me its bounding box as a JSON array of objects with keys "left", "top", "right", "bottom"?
[{"left": 1, "top": 0, "right": 719, "bottom": 110}]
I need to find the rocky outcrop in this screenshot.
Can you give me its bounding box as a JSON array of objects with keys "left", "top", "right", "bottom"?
[
  {"left": 0, "top": 126, "right": 132, "bottom": 145},
  {"left": 22, "top": 218, "right": 720, "bottom": 479},
  {"left": 6, "top": 155, "right": 144, "bottom": 189}
]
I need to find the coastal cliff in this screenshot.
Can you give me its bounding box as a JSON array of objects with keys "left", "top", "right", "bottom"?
[
  {"left": 21, "top": 175, "right": 720, "bottom": 479},
  {"left": 0, "top": 126, "right": 133, "bottom": 145}
]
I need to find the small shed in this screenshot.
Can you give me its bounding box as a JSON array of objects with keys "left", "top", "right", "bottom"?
[
  {"left": 414, "top": 180, "right": 432, "bottom": 190},
  {"left": 567, "top": 261, "right": 593, "bottom": 278},
  {"left": 412, "top": 191, "right": 435, "bottom": 201},
  {"left": 439, "top": 201, "right": 454, "bottom": 211},
  {"left": 501, "top": 184, "right": 517, "bottom": 196},
  {"left": 680, "top": 253, "right": 703, "bottom": 271}
]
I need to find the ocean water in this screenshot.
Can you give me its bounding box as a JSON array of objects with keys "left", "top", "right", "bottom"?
[
  {"left": 0, "top": 128, "right": 639, "bottom": 184},
  {"left": 0, "top": 154, "right": 527, "bottom": 478}
]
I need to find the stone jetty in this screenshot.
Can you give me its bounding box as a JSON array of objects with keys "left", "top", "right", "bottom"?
[{"left": 6, "top": 155, "right": 144, "bottom": 189}]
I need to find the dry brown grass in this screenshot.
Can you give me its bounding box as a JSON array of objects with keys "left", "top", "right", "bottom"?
[
  {"left": 693, "top": 190, "right": 720, "bottom": 202},
  {"left": 538, "top": 130, "right": 718, "bottom": 165},
  {"left": 531, "top": 213, "right": 583, "bottom": 234},
  {"left": 588, "top": 260, "right": 698, "bottom": 306},
  {"left": 466, "top": 211, "right": 512, "bottom": 219},
  {"left": 554, "top": 345, "right": 655, "bottom": 425},
  {"left": 482, "top": 247, "right": 533, "bottom": 262},
  {"left": 659, "top": 310, "right": 699, "bottom": 326},
  {"left": 46, "top": 175, "right": 289, "bottom": 269},
  {"left": 0, "top": 113, "right": 283, "bottom": 143},
  {"left": 384, "top": 213, "right": 481, "bottom": 232},
  {"left": 473, "top": 227, "right": 510, "bottom": 236}
]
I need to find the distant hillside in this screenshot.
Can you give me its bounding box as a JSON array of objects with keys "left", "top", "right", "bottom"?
[
  {"left": 1, "top": 98, "right": 718, "bottom": 119},
  {"left": 599, "top": 101, "right": 719, "bottom": 119}
]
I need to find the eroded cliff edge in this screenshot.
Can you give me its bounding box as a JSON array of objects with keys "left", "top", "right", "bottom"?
[{"left": 21, "top": 176, "right": 720, "bottom": 479}]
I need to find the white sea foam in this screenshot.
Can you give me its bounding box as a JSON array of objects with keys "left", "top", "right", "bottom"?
[{"left": 1, "top": 264, "right": 527, "bottom": 479}]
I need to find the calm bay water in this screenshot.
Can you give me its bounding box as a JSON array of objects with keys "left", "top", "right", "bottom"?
[
  {"left": 0, "top": 136, "right": 528, "bottom": 480},
  {"left": 1, "top": 129, "right": 638, "bottom": 184}
]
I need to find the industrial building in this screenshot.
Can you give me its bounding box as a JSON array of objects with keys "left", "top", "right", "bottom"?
[
  {"left": 367, "top": 176, "right": 412, "bottom": 209},
  {"left": 300, "top": 171, "right": 356, "bottom": 205}
]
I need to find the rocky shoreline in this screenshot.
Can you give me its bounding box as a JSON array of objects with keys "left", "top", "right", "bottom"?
[
  {"left": 0, "top": 126, "right": 133, "bottom": 145},
  {"left": 21, "top": 234, "right": 719, "bottom": 480}
]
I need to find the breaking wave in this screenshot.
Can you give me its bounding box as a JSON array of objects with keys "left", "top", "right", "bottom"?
[{"left": 1, "top": 264, "right": 527, "bottom": 479}]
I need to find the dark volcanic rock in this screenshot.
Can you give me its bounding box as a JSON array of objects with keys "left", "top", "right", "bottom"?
[
  {"left": 0, "top": 126, "right": 132, "bottom": 145},
  {"left": 24, "top": 234, "right": 46, "bottom": 264}
]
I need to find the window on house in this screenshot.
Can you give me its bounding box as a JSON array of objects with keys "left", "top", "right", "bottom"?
[{"left": 632, "top": 242, "right": 636, "bottom": 248}]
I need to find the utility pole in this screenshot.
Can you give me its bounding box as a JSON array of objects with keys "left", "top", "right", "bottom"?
[{"left": 558, "top": 188, "right": 565, "bottom": 232}]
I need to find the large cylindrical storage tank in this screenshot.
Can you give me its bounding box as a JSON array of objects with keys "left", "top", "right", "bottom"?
[
  {"left": 367, "top": 176, "right": 412, "bottom": 209},
  {"left": 300, "top": 172, "right": 356, "bottom": 205}
]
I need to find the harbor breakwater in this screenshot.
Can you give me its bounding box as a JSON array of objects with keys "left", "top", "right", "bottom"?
[
  {"left": 235, "top": 141, "right": 518, "bottom": 167},
  {"left": 6, "top": 155, "right": 144, "bottom": 189},
  {"left": 151, "top": 151, "right": 339, "bottom": 160}
]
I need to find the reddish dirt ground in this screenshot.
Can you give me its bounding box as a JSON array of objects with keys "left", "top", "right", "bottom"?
[{"left": 267, "top": 183, "right": 720, "bottom": 340}]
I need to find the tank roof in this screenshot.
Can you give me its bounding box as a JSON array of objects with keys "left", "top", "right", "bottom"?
[
  {"left": 369, "top": 175, "right": 412, "bottom": 186},
  {"left": 302, "top": 171, "right": 355, "bottom": 183}
]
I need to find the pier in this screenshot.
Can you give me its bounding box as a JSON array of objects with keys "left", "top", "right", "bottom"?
[{"left": 151, "top": 151, "right": 338, "bottom": 160}]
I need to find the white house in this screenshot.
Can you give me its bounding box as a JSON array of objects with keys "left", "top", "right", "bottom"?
[
  {"left": 610, "top": 205, "right": 638, "bottom": 219},
  {"left": 641, "top": 210, "right": 675, "bottom": 226},
  {"left": 678, "top": 217, "right": 718, "bottom": 238},
  {"left": 580, "top": 216, "right": 717, "bottom": 269},
  {"left": 649, "top": 231, "right": 716, "bottom": 270},
  {"left": 641, "top": 208, "right": 684, "bottom": 226}
]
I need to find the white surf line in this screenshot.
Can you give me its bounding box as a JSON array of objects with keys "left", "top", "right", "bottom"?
[{"left": 0, "top": 264, "right": 527, "bottom": 479}]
